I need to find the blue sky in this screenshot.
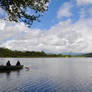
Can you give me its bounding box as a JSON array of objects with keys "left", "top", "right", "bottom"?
[
  {"left": 31, "top": 0, "right": 71, "bottom": 30},
  {"left": 31, "top": 0, "right": 92, "bottom": 30},
  {"left": 1, "top": 0, "right": 92, "bottom": 53}
]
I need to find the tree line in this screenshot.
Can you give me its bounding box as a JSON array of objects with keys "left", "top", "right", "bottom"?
[{"left": 0, "top": 48, "right": 72, "bottom": 57}]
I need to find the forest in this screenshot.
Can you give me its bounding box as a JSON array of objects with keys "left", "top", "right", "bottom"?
[{"left": 0, "top": 48, "right": 72, "bottom": 58}]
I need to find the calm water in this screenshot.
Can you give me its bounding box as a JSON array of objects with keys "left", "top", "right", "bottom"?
[{"left": 0, "top": 58, "right": 92, "bottom": 92}]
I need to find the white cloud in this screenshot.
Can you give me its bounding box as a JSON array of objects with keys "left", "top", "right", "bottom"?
[
  {"left": 88, "top": 8, "right": 92, "bottom": 16},
  {"left": 0, "top": 18, "right": 92, "bottom": 53},
  {"left": 0, "top": 0, "right": 92, "bottom": 54},
  {"left": 76, "top": 0, "right": 92, "bottom": 5},
  {"left": 0, "top": 19, "right": 28, "bottom": 45},
  {"left": 80, "top": 8, "right": 86, "bottom": 18},
  {"left": 57, "top": 2, "right": 72, "bottom": 19},
  {"left": 79, "top": 7, "right": 92, "bottom": 19}
]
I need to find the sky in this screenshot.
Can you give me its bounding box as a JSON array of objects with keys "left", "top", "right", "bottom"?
[{"left": 0, "top": 0, "right": 92, "bottom": 53}]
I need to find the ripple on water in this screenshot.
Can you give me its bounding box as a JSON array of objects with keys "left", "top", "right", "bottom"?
[
  {"left": 1, "top": 58, "right": 92, "bottom": 92},
  {"left": 14, "top": 78, "right": 56, "bottom": 92}
]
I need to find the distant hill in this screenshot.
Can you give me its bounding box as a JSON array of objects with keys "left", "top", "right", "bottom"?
[
  {"left": 0, "top": 48, "right": 72, "bottom": 58},
  {"left": 82, "top": 53, "right": 92, "bottom": 57}
]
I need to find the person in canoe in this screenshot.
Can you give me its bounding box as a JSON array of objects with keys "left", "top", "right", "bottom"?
[
  {"left": 6, "top": 60, "right": 11, "bottom": 66},
  {"left": 16, "top": 61, "right": 21, "bottom": 66}
]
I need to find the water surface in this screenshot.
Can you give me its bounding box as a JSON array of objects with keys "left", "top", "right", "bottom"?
[{"left": 0, "top": 58, "right": 92, "bottom": 92}]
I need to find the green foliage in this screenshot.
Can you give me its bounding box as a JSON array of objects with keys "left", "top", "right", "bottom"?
[
  {"left": 0, "top": 0, "right": 50, "bottom": 26},
  {"left": 0, "top": 47, "right": 73, "bottom": 58},
  {"left": 82, "top": 53, "right": 92, "bottom": 57}
]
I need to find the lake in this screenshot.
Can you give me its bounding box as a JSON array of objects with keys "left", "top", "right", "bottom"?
[{"left": 0, "top": 58, "right": 92, "bottom": 92}]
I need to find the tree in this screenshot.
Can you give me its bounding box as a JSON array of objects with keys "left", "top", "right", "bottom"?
[{"left": 0, "top": 0, "right": 50, "bottom": 27}]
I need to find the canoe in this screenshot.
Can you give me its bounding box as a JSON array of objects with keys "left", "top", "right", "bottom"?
[{"left": 0, "top": 65, "right": 23, "bottom": 71}]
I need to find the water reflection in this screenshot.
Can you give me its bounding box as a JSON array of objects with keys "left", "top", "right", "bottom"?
[
  {"left": 0, "top": 58, "right": 92, "bottom": 92},
  {"left": 0, "top": 69, "right": 21, "bottom": 79}
]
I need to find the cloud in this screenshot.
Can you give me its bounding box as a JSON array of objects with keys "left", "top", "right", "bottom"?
[
  {"left": 0, "top": 1, "right": 92, "bottom": 53},
  {"left": 57, "top": 2, "right": 72, "bottom": 19},
  {"left": 0, "top": 19, "right": 28, "bottom": 45},
  {"left": 1, "top": 18, "right": 92, "bottom": 53},
  {"left": 88, "top": 8, "right": 92, "bottom": 16},
  {"left": 76, "top": 0, "right": 92, "bottom": 5}
]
